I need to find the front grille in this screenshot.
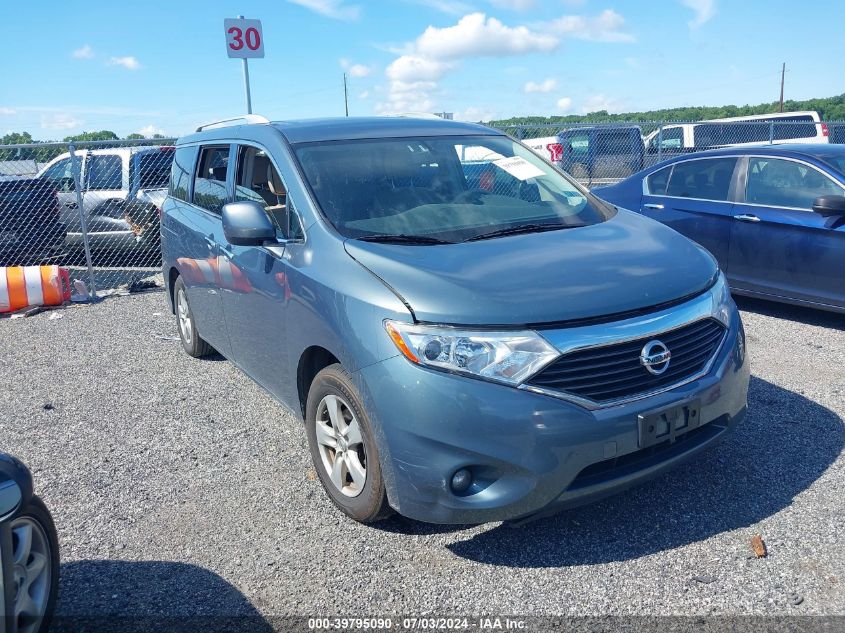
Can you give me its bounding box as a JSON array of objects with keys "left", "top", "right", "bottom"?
[{"left": 528, "top": 318, "right": 727, "bottom": 404}]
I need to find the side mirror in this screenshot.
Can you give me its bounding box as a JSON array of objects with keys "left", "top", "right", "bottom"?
[
  {"left": 57, "top": 176, "right": 75, "bottom": 192},
  {"left": 812, "top": 195, "right": 845, "bottom": 217},
  {"left": 222, "top": 201, "right": 276, "bottom": 246}
]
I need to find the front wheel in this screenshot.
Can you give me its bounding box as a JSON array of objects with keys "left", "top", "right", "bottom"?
[
  {"left": 173, "top": 276, "right": 214, "bottom": 358},
  {"left": 9, "top": 497, "right": 60, "bottom": 633},
  {"left": 305, "top": 364, "right": 392, "bottom": 523}
]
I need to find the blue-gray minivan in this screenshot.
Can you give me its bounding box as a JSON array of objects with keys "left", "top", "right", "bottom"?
[{"left": 161, "top": 116, "right": 749, "bottom": 524}]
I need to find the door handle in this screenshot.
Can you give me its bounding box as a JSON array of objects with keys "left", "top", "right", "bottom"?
[
  {"left": 733, "top": 214, "right": 761, "bottom": 223},
  {"left": 643, "top": 203, "right": 664, "bottom": 210},
  {"left": 67, "top": 202, "right": 78, "bottom": 209}
]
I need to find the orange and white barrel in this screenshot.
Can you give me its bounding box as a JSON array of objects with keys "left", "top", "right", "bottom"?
[{"left": 0, "top": 266, "right": 72, "bottom": 314}]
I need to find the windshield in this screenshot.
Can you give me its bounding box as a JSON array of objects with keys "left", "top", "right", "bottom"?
[{"left": 294, "top": 134, "right": 613, "bottom": 242}]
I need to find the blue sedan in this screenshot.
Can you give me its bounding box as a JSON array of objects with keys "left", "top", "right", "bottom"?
[{"left": 593, "top": 144, "right": 845, "bottom": 314}]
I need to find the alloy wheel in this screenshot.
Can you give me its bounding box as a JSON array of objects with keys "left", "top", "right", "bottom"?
[
  {"left": 177, "top": 288, "right": 192, "bottom": 342},
  {"left": 11, "top": 516, "right": 52, "bottom": 633},
  {"left": 314, "top": 394, "right": 367, "bottom": 497}
]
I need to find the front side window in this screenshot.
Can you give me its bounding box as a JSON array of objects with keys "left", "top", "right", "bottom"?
[
  {"left": 193, "top": 146, "right": 230, "bottom": 214},
  {"left": 138, "top": 150, "right": 174, "bottom": 189},
  {"left": 650, "top": 127, "right": 683, "bottom": 151},
  {"left": 86, "top": 155, "right": 123, "bottom": 190},
  {"left": 235, "top": 145, "right": 292, "bottom": 237},
  {"left": 294, "top": 134, "right": 611, "bottom": 243},
  {"left": 42, "top": 158, "right": 75, "bottom": 191},
  {"left": 665, "top": 158, "right": 736, "bottom": 201},
  {"left": 746, "top": 157, "right": 845, "bottom": 209}
]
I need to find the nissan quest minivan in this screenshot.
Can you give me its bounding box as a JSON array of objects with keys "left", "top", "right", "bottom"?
[{"left": 161, "top": 115, "right": 749, "bottom": 525}]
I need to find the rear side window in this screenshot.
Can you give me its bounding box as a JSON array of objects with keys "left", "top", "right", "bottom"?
[
  {"left": 86, "top": 155, "right": 122, "bottom": 190},
  {"left": 193, "top": 146, "right": 230, "bottom": 214},
  {"left": 666, "top": 158, "right": 736, "bottom": 201},
  {"left": 646, "top": 166, "right": 671, "bottom": 195},
  {"left": 139, "top": 150, "right": 174, "bottom": 189},
  {"left": 170, "top": 147, "right": 197, "bottom": 202},
  {"left": 594, "top": 130, "right": 635, "bottom": 154}
]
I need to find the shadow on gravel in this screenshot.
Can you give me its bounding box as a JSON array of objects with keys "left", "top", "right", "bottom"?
[
  {"left": 446, "top": 376, "right": 844, "bottom": 567},
  {"left": 52, "top": 559, "right": 273, "bottom": 632},
  {"left": 735, "top": 295, "right": 844, "bottom": 330}
]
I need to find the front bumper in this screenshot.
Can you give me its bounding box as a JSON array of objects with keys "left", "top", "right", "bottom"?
[{"left": 355, "top": 313, "right": 749, "bottom": 524}]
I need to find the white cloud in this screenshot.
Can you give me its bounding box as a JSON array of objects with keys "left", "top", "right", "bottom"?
[
  {"left": 340, "top": 58, "right": 373, "bottom": 77},
  {"left": 681, "top": 0, "right": 716, "bottom": 28},
  {"left": 108, "top": 56, "right": 141, "bottom": 70},
  {"left": 455, "top": 106, "right": 496, "bottom": 122},
  {"left": 138, "top": 124, "right": 166, "bottom": 137},
  {"left": 415, "top": 13, "right": 557, "bottom": 60},
  {"left": 287, "top": 0, "right": 360, "bottom": 20},
  {"left": 73, "top": 44, "right": 94, "bottom": 59},
  {"left": 524, "top": 78, "right": 557, "bottom": 93},
  {"left": 488, "top": 0, "right": 535, "bottom": 10},
  {"left": 581, "top": 94, "right": 622, "bottom": 114},
  {"left": 40, "top": 114, "right": 83, "bottom": 130},
  {"left": 556, "top": 96, "right": 573, "bottom": 112},
  {"left": 0, "top": 108, "right": 16, "bottom": 116},
  {"left": 358, "top": 90, "right": 370, "bottom": 99},
  {"left": 386, "top": 56, "right": 454, "bottom": 83},
  {"left": 545, "top": 9, "right": 635, "bottom": 42}
]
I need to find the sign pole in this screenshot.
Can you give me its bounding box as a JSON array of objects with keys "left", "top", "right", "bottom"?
[
  {"left": 238, "top": 15, "right": 253, "bottom": 114},
  {"left": 225, "top": 15, "right": 263, "bottom": 113}
]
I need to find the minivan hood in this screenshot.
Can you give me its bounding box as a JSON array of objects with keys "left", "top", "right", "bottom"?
[{"left": 344, "top": 209, "right": 718, "bottom": 326}]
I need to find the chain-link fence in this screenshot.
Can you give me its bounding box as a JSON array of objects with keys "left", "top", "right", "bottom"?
[
  {"left": 495, "top": 119, "right": 845, "bottom": 187},
  {"left": 0, "top": 138, "right": 175, "bottom": 300},
  {"left": 1, "top": 119, "right": 844, "bottom": 307}
]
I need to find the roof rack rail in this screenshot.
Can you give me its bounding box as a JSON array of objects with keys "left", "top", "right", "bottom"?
[{"left": 195, "top": 115, "right": 270, "bottom": 132}]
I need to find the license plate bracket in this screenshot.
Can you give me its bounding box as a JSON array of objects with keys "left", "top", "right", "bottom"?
[{"left": 638, "top": 398, "right": 702, "bottom": 448}]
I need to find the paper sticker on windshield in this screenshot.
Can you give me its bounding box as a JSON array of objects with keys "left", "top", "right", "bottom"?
[{"left": 492, "top": 156, "right": 545, "bottom": 181}]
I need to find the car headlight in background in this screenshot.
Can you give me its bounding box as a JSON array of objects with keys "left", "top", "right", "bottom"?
[{"left": 384, "top": 320, "right": 559, "bottom": 386}]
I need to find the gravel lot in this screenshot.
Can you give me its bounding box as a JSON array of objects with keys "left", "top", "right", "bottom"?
[{"left": 0, "top": 290, "right": 843, "bottom": 622}]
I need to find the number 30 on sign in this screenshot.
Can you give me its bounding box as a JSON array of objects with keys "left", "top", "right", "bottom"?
[{"left": 224, "top": 18, "right": 265, "bottom": 58}]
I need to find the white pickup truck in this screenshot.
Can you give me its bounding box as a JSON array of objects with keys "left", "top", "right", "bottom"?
[{"left": 38, "top": 145, "right": 174, "bottom": 252}]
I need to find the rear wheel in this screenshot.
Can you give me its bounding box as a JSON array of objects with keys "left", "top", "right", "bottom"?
[
  {"left": 173, "top": 276, "right": 214, "bottom": 358},
  {"left": 305, "top": 364, "right": 392, "bottom": 523},
  {"left": 10, "top": 497, "right": 59, "bottom": 633}
]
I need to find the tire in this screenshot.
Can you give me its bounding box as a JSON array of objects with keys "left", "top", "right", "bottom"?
[
  {"left": 173, "top": 276, "right": 214, "bottom": 358},
  {"left": 305, "top": 364, "right": 392, "bottom": 523},
  {"left": 9, "top": 496, "right": 60, "bottom": 633}
]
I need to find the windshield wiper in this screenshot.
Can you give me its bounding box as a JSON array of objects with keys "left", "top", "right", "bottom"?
[
  {"left": 356, "top": 233, "right": 454, "bottom": 245},
  {"left": 462, "top": 222, "right": 580, "bottom": 242}
]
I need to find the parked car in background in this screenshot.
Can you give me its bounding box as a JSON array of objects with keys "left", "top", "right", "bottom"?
[
  {"left": 162, "top": 115, "right": 748, "bottom": 525},
  {"left": 0, "top": 452, "right": 59, "bottom": 633},
  {"left": 643, "top": 111, "right": 829, "bottom": 164},
  {"left": 0, "top": 177, "right": 64, "bottom": 266},
  {"left": 37, "top": 146, "right": 174, "bottom": 255},
  {"left": 525, "top": 126, "right": 644, "bottom": 184},
  {"left": 593, "top": 144, "right": 845, "bottom": 314}
]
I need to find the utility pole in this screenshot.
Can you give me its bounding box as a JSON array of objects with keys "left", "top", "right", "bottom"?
[
  {"left": 343, "top": 72, "right": 349, "bottom": 117},
  {"left": 779, "top": 62, "right": 785, "bottom": 113}
]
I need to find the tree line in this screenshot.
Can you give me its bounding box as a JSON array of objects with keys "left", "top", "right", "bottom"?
[
  {"left": 0, "top": 130, "right": 171, "bottom": 162},
  {"left": 488, "top": 93, "right": 845, "bottom": 128}
]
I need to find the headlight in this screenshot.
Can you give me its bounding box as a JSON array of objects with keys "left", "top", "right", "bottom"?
[
  {"left": 710, "top": 271, "right": 734, "bottom": 327},
  {"left": 384, "top": 320, "right": 559, "bottom": 386}
]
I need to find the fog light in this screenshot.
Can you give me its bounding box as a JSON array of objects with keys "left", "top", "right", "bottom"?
[{"left": 451, "top": 468, "right": 473, "bottom": 493}]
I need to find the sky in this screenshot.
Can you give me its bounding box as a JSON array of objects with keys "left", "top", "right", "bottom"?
[{"left": 1, "top": 0, "right": 844, "bottom": 139}]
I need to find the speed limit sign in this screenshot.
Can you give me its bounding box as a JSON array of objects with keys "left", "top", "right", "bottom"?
[{"left": 224, "top": 17, "right": 264, "bottom": 58}]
